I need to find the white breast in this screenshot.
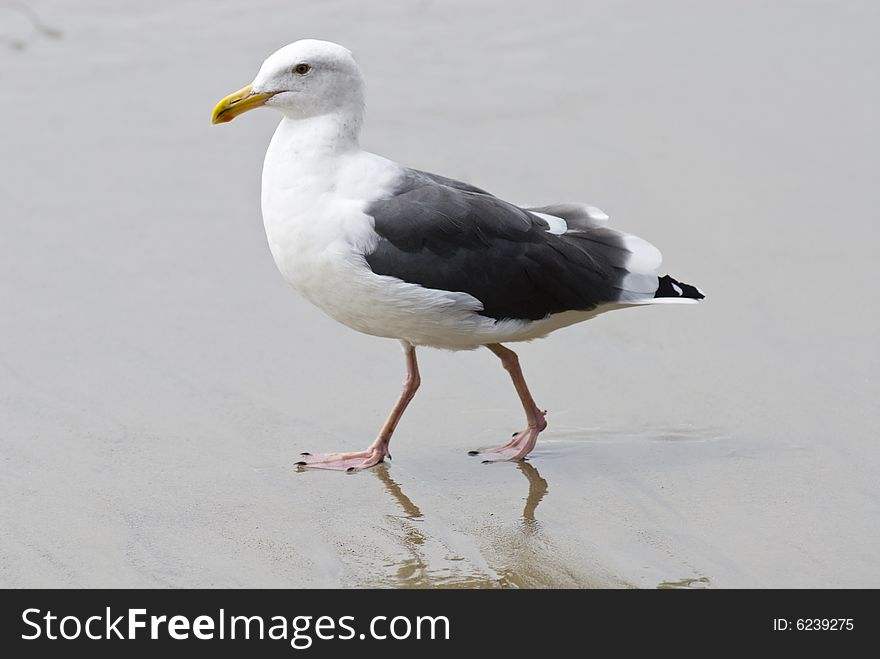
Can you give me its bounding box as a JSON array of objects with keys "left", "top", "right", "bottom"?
[{"left": 261, "top": 119, "right": 479, "bottom": 345}]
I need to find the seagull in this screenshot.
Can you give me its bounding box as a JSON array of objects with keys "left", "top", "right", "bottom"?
[{"left": 212, "top": 40, "right": 704, "bottom": 472}]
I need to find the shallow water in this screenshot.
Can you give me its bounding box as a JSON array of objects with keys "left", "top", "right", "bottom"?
[{"left": 1, "top": 0, "right": 878, "bottom": 588}]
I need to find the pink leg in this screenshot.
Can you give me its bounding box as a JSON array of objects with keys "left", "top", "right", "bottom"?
[
  {"left": 297, "top": 342, "right": 421, "bottom": 472},
  {"left": 469, "top": 343, "right": 547, "bottom": 463}
]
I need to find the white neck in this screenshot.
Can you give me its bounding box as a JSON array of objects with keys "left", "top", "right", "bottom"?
[
  {"left": 261, "top": 106, "right": 376, "bottom": 234},
  {"left": 271, "top": 109, "right": 362, "bottom": 160}
]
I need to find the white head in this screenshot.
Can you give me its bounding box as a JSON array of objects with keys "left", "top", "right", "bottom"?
[{"left": 212, "top": 40, "right": 365, "bottom": 126}]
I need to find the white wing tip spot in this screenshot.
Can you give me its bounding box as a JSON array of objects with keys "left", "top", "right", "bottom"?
[
  {"left": 585, "top": 206, "right": 609, "bottom": 222},
  {"left": 532, "top": 212, "right": 568, "bottom": 235}
]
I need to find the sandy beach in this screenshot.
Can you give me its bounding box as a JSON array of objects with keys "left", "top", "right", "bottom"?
[{"left": 1, "top": 0, "right": 878, "bottom": 588}]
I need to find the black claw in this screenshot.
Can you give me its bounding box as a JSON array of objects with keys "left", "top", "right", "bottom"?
[
  {"left": 467, "top": 450, "right": 479, "bottom": 456},
  {"left": 300, "top": 452, "right": 311, "bottom": 456},
  {"left": 481, "top": 460, "right": 491, "bottom": 464},
  {"left": 346, "top": 466, "right": 357, "bottom": 473},
  {"left": 294, "top": 461, "right": 307, "bottom": 466},
  {"left": 512, "top": 432, "right": 518, "bottom": 437}
]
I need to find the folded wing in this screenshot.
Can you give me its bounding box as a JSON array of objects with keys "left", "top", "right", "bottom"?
[{"left": 364, "top": 169, "right": 666, "bottom": 321}]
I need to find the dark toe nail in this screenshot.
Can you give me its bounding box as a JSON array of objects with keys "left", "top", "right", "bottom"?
[
  {"left": 481, "top": 460, "right": 491, "bottom": 464},
  {"left": 468, "top": 450, "right": 479, "bottom": 456},
  {"left": 300, "top": 452, "right": 311, "bottom": 456},
  {"left": 295, "top": 461, "right": 308, "bottom": 466},
  {"left": 346, "top": 466, "right": 357, "bottom": 473},
  {"left": 512, "top": 432, "right": 518, "bottom": 437}
]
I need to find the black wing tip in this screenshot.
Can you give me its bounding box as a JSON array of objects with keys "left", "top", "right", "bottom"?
[{"left": 655, "top": 274, "right": 705, "bottom": 300}]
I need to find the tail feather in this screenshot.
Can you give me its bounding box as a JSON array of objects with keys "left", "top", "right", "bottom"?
[{"left": 654, "top": 274, "right": 705, "bottom": 300}]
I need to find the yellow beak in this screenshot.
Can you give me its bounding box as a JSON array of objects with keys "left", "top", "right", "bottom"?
[{"left": 211, "top": 85, "right": 276, "bottom": 124}]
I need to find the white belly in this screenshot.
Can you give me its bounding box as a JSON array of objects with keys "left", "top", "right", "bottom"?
[
  {"left": 263, "top": 207, "right": 609, "bottom": 349},
  {"left": 262, "top": 200, "right": 491, "bottom": 348}
]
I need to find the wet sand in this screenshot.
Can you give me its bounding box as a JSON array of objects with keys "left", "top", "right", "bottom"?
[{"left": 1, "top": 0, "right": 878, "bottom": 588}]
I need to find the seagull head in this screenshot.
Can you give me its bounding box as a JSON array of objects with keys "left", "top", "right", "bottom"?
[{"left": 211, "top": 39, "right": 364, "bottom": 125}]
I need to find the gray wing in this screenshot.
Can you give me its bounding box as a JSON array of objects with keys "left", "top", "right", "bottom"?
[
  {"left": 363, "top": 169, "right": 644, "bottom": 321},
  {"left": 413, "top": 170, "right": 613, "bottom": 232}
]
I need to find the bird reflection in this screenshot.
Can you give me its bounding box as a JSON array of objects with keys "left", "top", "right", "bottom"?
[
  {"left": 370, "top": 464, "right": 429, "bottom": 586},
  {"left": 373, "top": 463, "right": 423, "bottom": 520},
  {"left": 517, "top": 460, "right": 549, "bottom": 529},
  {"left": 373, "top": 459, "right": 549, "bottom": 525},
  {"left": 367, "top": 460, "right": 552, "bottom": 587}
]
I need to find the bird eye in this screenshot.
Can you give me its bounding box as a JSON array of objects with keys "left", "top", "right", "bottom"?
[{"left": 293, "top": 63, "right": 310, "bottom": 75}]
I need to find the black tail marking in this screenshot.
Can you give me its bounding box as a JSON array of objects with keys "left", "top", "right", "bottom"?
[{"left": 655, "top": 274, "right": 705, "bottom": 300}]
